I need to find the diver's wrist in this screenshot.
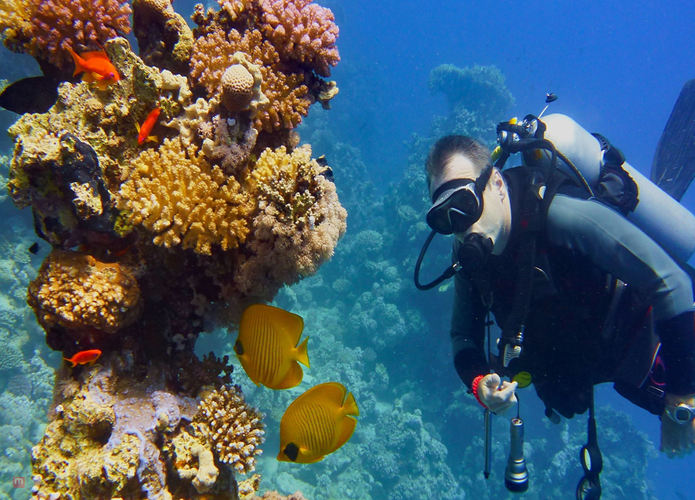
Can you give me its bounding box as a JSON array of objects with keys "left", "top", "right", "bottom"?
[
  {"left": 664, "top": 393, "right": 695, "bottom": 424},
  {"left": 665, "top": 393, "right": 695, "bottom": 406}
]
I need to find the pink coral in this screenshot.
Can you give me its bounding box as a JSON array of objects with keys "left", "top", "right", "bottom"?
[
  {"left": 260, "top": 0, "right": 339, "bottom": 77},
  {"left": 2, "top": 0, "right": 131, "bottom": 67}
]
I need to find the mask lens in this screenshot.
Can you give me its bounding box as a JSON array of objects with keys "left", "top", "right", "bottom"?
[{"left": 427, "top": 185, "right": 481, "bottom": 234}]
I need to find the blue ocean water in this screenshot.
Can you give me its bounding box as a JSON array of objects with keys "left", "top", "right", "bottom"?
[{"left": 1, "top": 0, "right": 694, "bottom": 499}]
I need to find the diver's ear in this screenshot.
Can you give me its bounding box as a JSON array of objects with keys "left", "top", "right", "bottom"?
[{"left": 492, "top": 169, "right": 507, "bottom": 200}]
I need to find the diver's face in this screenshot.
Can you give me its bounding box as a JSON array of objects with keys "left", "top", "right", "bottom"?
[{"left": 430, "top": 154, "right": 512, "bottom": 255}]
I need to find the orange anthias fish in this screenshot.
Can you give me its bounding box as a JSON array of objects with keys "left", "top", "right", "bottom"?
[
  {"left": 136, "top": 107, "right": 161, "bottom": 145},
  {"left": 64, "top": 349, "right": 102, "bottom": 367},
  {"left": 277, "top": 382, "right": 359, "bottom": 464},
  {"left": 66, "top": 46, "right": 120, "bottom": 90},
  {"left": 234, "top": 304, "right": 310, "bottom": 390}
]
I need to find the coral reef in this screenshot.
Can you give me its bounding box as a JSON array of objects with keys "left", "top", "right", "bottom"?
[
  {"left": 0, "top": 0, "right": 131, "bottom": 68},
  {"left": 2, "top": 0, "right": 345, "bottom": 497}
]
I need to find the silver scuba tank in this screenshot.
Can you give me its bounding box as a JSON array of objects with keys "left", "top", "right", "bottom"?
[{"left": 528, "top": 113, "right": 695, "bottom": 262}]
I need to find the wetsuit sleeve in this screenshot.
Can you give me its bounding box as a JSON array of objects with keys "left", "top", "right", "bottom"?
[
  {"left": 546, "top": 195, "right": 695, "bottom": 395},
  {"left": 450, "top": 252, "right": 489, "bottom": 389}
]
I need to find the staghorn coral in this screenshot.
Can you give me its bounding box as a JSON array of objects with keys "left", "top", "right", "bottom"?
[
  {"left": 0, "top": 0, "right": 131, "bottom": 68},
  {"left": 27, "top": 249, "right": 142, "bottom": 334},
  {"left": 194, "top": 384, "right": 266, "bottom": 474},
  {"left": 259, "top": 0, "right": 339, "bottom": 77},
  {"left": 231, "top": 144, "right": 347, "bottom": 300},
  {"left": 118, "top": 137, "right": 255, "bottom": 254},
  {"left": 189, "top": 28, "right": 312, "bottom": 132}
]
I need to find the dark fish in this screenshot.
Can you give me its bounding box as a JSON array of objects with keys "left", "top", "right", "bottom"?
[
  {"left": 0, "top": 76, "right": 60, "bottom": 114},
  {"left": 28, "top": 242, "right": 40, "bottom": 255}
]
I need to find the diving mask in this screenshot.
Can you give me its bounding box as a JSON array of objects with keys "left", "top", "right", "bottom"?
[{"left": 427, "top": 164, "right": 493, "bottom": 235}]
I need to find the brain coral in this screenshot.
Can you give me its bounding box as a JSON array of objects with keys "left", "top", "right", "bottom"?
[
  {"left": 0, "top": 0, "right": 131, "bottom": 67},
  {"left": 118, "top": 137, "right": 254, "bottom": 255},
  {"left": 27, "top": 250, "right": 142, "bottom": 334},
  {"left": 260, "top": 0, "right": 339, "bottom": 77}
]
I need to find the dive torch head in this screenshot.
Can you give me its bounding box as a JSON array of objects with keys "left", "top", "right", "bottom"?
[{"left": 505, "top": 417, "right": 529, "bottom": 493}]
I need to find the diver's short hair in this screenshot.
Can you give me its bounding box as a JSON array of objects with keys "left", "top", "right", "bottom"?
[{"left": 425, "top": 135, "right": 491, "bottom": 186}]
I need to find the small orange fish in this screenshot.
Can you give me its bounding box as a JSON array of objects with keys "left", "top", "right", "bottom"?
[
  {"left": 64, "top": 349, "right": 102, "bottom": 367},
  {"left": 278, "top": 382, "right": 359, "bottom": 463},
  {"left": 136, "top": 107, "right": 161, "bottom": 145},
  {"left": 66, "top": 46, "right": 120, "bottom": 90}
]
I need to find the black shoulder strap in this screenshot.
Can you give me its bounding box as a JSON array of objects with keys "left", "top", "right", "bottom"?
[{"left": 499, "top": 169, "right": 571, "bottom": 348}]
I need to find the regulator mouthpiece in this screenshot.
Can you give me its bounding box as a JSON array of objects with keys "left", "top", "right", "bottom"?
[{"left": 504, "top": 417, "right": 529, "bottom": 493}]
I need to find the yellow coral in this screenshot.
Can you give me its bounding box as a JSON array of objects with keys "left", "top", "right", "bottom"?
[
  {"left": 118, "top": 137, "right": 254, "bottom": 254},
  {"left": 27, "top": 250, "right": 142, "bottom": 333}
]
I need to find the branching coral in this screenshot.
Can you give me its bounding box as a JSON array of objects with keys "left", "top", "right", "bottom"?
[
  {"left": 27, "top": 250, "right": 142, "bottom": 334},
  {"left": 0, "top": 0, "right": 131, "bottom": 67},
  {"left": 195, "top": 384, "right": 265, "bottom": 474},
  {"left": 118, "top": 137, "right": 255, "bottom": 254},
  {"left": 259, "top": 0, "right": 339, "bottom": 77}
]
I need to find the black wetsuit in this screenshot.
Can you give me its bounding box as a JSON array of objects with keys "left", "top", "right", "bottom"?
[{"left": 451, "top": 170, "right": 695, "bottom": 418}]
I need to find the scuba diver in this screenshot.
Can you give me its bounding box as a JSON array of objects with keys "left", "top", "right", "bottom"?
[{"left": 414, "top": 84, "right": 695, "bottom": 498}]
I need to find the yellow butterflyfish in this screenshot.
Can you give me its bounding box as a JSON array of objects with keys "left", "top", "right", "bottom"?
[
  {"left": 277, "top": 382, "right": 359, "bottom": 463},
  {"left": 234, "top": 304, "right": 309, "bottom": 390}
]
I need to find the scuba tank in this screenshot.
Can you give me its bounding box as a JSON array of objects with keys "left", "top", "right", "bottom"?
[{"left": 511, "top": 113, "right": 695, "bottom": 263}]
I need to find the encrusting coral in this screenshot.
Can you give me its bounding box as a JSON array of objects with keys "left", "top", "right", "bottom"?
[
  {"left": 27, "top": 250, "right": 142, "bottom": 334},
  {"left": 0, "top": 0, "right": 131, "bottom": 67}
]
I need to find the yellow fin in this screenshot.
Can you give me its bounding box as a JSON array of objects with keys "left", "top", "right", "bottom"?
[
  {"left": 272, "top": 360, "right": 303, "bottom": 390},
  {"left": 333, "top": 410, "right": 357, "bottom": 453},
  {"left": 295, "top": 336, "right": 310, "bottom": 368},
  {"left": 342, "top": 391, "right": 359, "bottom": 417}
]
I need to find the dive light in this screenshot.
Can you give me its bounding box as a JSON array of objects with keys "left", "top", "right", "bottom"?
[{"left": 504, "top": 417, "right": 529, "bottom": 493}]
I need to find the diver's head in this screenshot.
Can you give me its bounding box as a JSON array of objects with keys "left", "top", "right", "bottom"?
[{"left": 425, "top": 135, "right": 512, "bottom": 256}]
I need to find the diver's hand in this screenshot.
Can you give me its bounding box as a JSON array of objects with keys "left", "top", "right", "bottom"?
[
  {"left": 660, "top": 393, "right": 695, "bottom": 458},
  {"left": 478, "top": 373, "right": 518, "bottom": 415}
]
